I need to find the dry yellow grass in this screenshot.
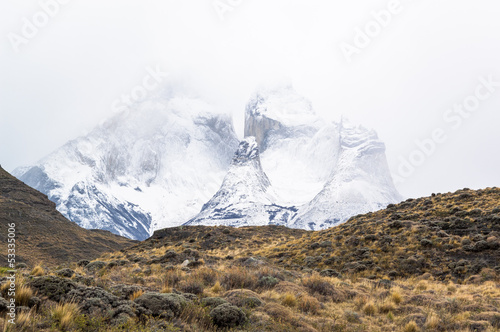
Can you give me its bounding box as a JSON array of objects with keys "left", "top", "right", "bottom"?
[
  {"left": 416, "top": 280, "right": 428, "bottom": 291},
  {"left": 377, "top": 300, "right": 395, "bottom": 314},
  {"left": 362, "top": 301, "right": 377, "bottom": 316},
  {"left": 15, "top": 309, "right": 33, "bottom": 329},
  {"left": 211, "top": 281, "right": 223, "bottom": 294},
  {"left": 297, "top": 295, "right": 321, "bottom": 315},
  {"left": 30, "top": 265, "right": 44, "bottom": 276},
  {"left": 425, "top": 312, "right": 440, "bottom": 329},
  {"left": 403, "top": 321, "right": 419, "bottom": 332},
  {"left": 15, "top": 285, "right": 33, "bottom": 306},
  {"left": 281, "top": 292, "right": 297, "bottom": 307},
  {"left": 0, "top": 282, "right": 9, "bottom": 297},
  {"left": 129, "top": 289, "right": 144, "bottom": 301},
  {"left": 391, "top": 287, "right": 403, "bottom": 304},
  {"left": 52, "top": 302, "right": 80, "bottom": 331},
  {"left": 447, "top": 282, "right": 457, "bottom": 293}
]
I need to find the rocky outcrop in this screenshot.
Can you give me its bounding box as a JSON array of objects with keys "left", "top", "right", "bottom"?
[{"left": 185, "top": 137, "right": 296, "bottom": 227}]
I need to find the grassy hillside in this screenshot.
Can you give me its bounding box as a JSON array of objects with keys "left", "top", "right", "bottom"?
[{"left": 0, "top": 187, "right": 499, "bottom": 331}]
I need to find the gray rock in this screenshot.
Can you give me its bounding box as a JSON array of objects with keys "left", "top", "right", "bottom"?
[
  {"left": 241, "top": 257, "right": 264, "bottom": 266},
  {"left": 319, "top": 241, "right": 332, "bottom": 248}
]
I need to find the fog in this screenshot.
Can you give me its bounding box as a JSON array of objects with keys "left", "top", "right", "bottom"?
[{"left": 1, "top": 0, "right": 500, "bottom": 198}]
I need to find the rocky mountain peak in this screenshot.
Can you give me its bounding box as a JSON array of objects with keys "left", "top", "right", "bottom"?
[{"left": 232, "top": 137, "right": 259, "bottom": 165}]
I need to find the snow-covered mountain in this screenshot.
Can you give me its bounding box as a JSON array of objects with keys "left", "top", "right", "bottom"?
[
  {"left": 14, "top": 83, "right": 401, "bottom": 239},
  {"left": 185, "top": 137, "right": 297, "bottom": 227},
  {"left": 245, "top": 85, "right": 339, "bottom": 206},
  {"left": 290, "top": 119, "right": 403, "bottom": 229},
  {"left": 14, "top": 91, "right": 239, "bottom": 240},
  {"left": 190, "top": 84, "right": 402, "bottom": 230}
]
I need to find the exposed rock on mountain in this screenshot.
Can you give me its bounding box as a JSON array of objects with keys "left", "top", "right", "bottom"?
[
  {"left": 185, "top": 137, "right": 297, "bottom": 227},
  {"left": 14, "top": 91, "right": 239, "bottom": 240},
  {"left": 0, "top": 166, "right": 135, "bottom": 266}
]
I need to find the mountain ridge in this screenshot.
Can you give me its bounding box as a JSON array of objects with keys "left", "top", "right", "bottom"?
[
  {"left": 14, "top": 93, "right": 239, "bottom": 240},
  {"left": 185, "top": 137, "right": 297, "bottom": 227},
  {"left": 13, "top": 85, "right": 402, "bottom": 239}
]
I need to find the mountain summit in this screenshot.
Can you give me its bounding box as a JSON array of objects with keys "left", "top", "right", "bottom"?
[
  {"left": 189, "top": 85, "right": 402, "bottom": 230},
  {"left": 185, "top": 137, "right": 297, "bottom": 227},
  {"left": 13, "top": 84, "right": 402, "bottom": 238},
  {"left": 291, "top": 119, "right": 403, "bottom": 229},
  {"left": 14, "top": 91, "right": 239, "bottom": 240}
]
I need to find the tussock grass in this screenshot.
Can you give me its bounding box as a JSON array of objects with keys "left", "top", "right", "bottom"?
[
  {"left": 52, "top": 302, "right": 80, "bottom": 331},
  {"left": 30, "top": 265, "right": 44, "bottom": 276},
  {"left": 281, "top": 292, "right": 297, "bottom": 307},
  {"left": 129, "top": 289, "right": 144, "bottom": 301},
  {"left": 15, "top": 285, "right": 33, "bottom": 306}
]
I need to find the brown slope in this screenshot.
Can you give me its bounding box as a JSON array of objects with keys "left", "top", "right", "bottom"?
[
  {"left": 255, "top": 187, "right": 500, "bottom": 281},
  {"left": 121, "top": 188, "right": 499, "bottom": 282},
  {"left": 0, "top": 165, "right": 136, "bottom": 267}
]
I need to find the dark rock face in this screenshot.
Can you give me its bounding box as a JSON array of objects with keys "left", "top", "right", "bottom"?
[
  {"left": 18, "top": 166, "right": 154, "bottom": 241},
  {"left": 232, "top": 139, "right": 261, "bottom": 165},
  {"left": 244, "top": 95, "right": 283, "bottom": 147},
  {"left": 63, "top": 182, "right": 153, "bottom": 241}
]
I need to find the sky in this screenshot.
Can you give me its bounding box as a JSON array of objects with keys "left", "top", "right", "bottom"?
[{"left": 1, "top": 0, "right": 500, "bottom": 199}]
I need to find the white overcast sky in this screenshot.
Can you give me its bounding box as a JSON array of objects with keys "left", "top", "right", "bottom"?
[{"left": 1, "top": 0, "right": 499, "bottom": 199}]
